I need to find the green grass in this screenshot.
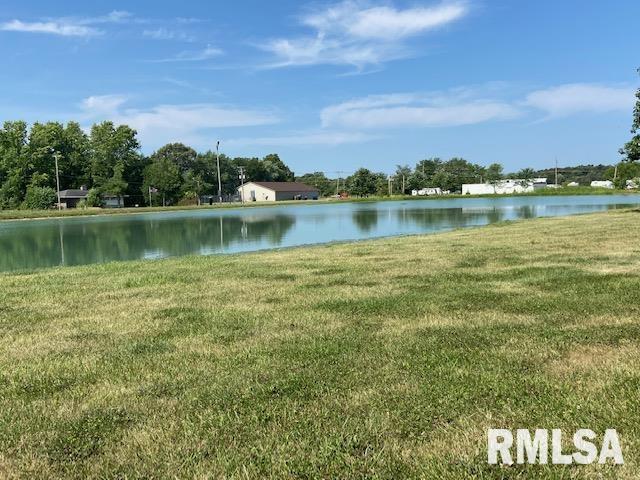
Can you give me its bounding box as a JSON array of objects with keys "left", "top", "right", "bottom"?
[
  {"left": 1, "top": 187, "right": 635, "bottom": 221},
  {"left": 1, "top": 211, "right": 640, "bottom": 478}
]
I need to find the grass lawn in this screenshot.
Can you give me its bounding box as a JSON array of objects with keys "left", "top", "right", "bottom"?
[{"left": 1, "top": 210, "right": 640, "bottom": 478}]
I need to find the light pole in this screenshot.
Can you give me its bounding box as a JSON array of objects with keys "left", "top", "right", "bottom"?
[
  {"left": 216, "top": 141, "right": 222, "bottom": 203},
  {"left": 50, "top": 148, "right": 62, "bottom": 210},
  {"left": 238, "top": 166, "right": 246, "bottom": 205}
]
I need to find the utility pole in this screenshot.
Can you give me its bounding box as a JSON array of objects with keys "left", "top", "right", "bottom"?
[
  {"left": 614, "top": 164, "right": 618, "bottom": 181},
  {"left": 52, "top": 150, "right": 61, "bottom": 211},
  {"left": 238, "top": 166, "right": 246, "bottom": 205},
  {"left": 148, "top": 186, "right": 152, "bottom": 207},
  {"left": 555, "top": 157, "right": 559, "bottom": 187},
  {"left": 402, "top": 175, "right": 405, "bottom": 195},
  {"left": 216, "top": 141, "right": 222, "bottom": 203},
  {"left": 388, "top": 176, "right": 393, "bottom": 196}
]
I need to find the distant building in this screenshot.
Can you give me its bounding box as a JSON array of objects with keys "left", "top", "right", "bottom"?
[
  {"left": 411, "top": 187, "right": 443, "bottom": 196},
  {"left": 462, "top": 178, "right": 548, "bottom": 195},
  {"left": 57, "top": 187, "right": 126, "bottom": 208},
  {"left": 567, "top": 182, "right": 580, "bottom": 187},
  {"left": 590, "top": 180, "right": 614, "bottom": 189},
  {"left": 57, "top": 188, "right": 88, "bottom": 208},
  {"left": 237, "top": 181, "right": 320, "bottom": 202}
]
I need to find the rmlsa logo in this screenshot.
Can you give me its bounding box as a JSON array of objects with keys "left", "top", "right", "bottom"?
[{"left": 488, "top": 429, "right": 624, "bottom": 465}]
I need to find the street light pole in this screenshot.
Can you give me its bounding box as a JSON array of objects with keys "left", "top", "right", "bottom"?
[
  {"left": 216, "top": 141, "right": 222, "bottom": 203},
  {"left": 52, "top": 150, "right": 62, "bottom": 210},
  {"left": 238, "top": 166, "right": 246, "bottom": 205}
]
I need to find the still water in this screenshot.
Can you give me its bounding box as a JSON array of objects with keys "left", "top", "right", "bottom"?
[{"left": 1, "top": 195, "right": 638, "bottom": 272}]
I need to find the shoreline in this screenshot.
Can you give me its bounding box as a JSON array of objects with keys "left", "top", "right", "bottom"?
[{"left": 0, "top": 187, "right": 636, "bottom": 223}]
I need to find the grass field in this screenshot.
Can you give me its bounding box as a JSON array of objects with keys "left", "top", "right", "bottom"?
[
  {"left": 1, "top": 210, "right": 640, "bottom": 478},
  {"left": 0, "top": 187, "right": 629, "bottom": 221}
]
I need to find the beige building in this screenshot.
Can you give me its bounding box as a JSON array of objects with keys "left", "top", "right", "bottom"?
[{"left": 238, "top": 181, "right": 320, "bottom": 202}]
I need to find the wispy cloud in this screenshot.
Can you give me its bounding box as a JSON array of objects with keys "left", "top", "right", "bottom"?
[
  {"left": 151, "top": 45, "right": 223, "bottom": 62},
  {"left": 261, "top": 0, "right": 469, "bottom": 69},
  {"left": 523, "top": 83, "right": 635, "bottom": 117},
  {"left": 81, "top": 95, "right": 128, "bottom": 115},
  {"left": 143, "top": 28, "right": 195, "bottom": 42},
  {"left": 0, "top": 10, "right": 133, "bottom": 37},
  {"left": 321, "top": 89, "right": 520, "bottom": 129},
  {"left": 80, "top": 96, "right": 279, "bottom": 149},
  {"left": 0, "top": 19, "right": 100, "bottom": 37}
]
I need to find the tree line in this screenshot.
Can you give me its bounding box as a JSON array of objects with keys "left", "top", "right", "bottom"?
[
  {"left": 2, "top": 71, "right": 639, "bottom": 211},
  {"left": 0, "top": 121, "right": 294, "bottom": 209}
]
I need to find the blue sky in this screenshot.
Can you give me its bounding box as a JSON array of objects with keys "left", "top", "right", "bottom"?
[{"left": 0, "top": 0, "right": 638, "bottom": 175}]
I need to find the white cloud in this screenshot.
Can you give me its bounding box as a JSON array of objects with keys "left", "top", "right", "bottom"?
[
  {"left": 81, "top": 95, "right": 128, "bottom": 115},
  {"left": 262, "top": 0, "right": 469, "bottom": 69},
  {"left": 152, "top": 45, "right": 223, "bottom": 62},
  {"left": 304, "top": 1, "right": 467, "bottom": 40},
  {"left": 321, "top": 90, "right": 520, "bottom": 129},
  {"left": 524, "top": 83, "right": 635, "bottom": 117},
  {"left": 80, "top": 96, "right": 279, "bottom": 149},
  {"left": 0, "top": 11, "right": 134, "bottom": 37},
  {"left": 143, "top": 28, "right": 195, "bottom": 42},
  {"left": 227, "top": 131, "right": 378, "bottom": 147},
  {"left": 0, "top": 19, "right": 100, "bottom": 37}
]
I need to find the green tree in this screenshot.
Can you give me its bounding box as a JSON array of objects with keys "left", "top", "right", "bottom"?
[
  {"left": 620, "top": 68, "right": 640, "bottom": 162},
  {"left": 395, "top": 165, "right": 412, "bottom": 194},
  {"left": 143, "top": 156, "right": 181, "bottom": 206},
  {"left": 89, "top": 122, "right": 140, "bottom": 190},
  {"left": 431, "top": 158, "right": 483, "bottom": 192},
  {"left": 151, "top": 143, "right": 197, "bottom": 175},
  {"left": 347, "top": 168, "right": 377, "bottom": 197},
  {"left": 296, "top": 172, "right": 333, "bottom": 197},
  {"left": 605, "top": 162, "right": 640, "bottom": 189},
  {"left": 181, "top": 171, "right": 210, "bottom": 204},
  {"left": 262, "top": 153, "right": 295, "bottom": 181},
  {"left": 23, "top": 184, "right": 56, "bottom": 210},
  {"left": 0, "top": 121, "right": 29, "bottom": 208},
  {"left": 485, "top": 163, "right": 504, "bottom": 182},
  {"left": 516, "top": 168, "right": 536, "bottom": 182}
]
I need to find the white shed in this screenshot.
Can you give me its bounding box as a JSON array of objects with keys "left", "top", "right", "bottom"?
[{"left": 237, "top": 181, "right": 320, "bottom": 202}]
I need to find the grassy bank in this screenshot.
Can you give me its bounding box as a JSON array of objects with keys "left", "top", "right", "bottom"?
[
  {"left": 1, "top": 211, "right": 640, "bottom": 478},
  {"left": 1, "top": 187, "right": 635, "bottom": 221}
]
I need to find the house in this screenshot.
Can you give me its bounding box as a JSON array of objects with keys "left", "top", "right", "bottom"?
[
  {"left": 57, "top": 187, "right": 126, "bottom": 208},
  {"left": 462, "top": 178, "right": 548, "bottom": 195},
  {"left": 567, "top": 182, "right": 580, "bottom": 187},
  {"left": 57, "top": 188, "right": 88, "bottom": 208},
  {"left": 237, "top": 181, "right": 320, "bottom": 202},
  {"left": 590, "top": 180, "right": 614, "bottom": 189}
]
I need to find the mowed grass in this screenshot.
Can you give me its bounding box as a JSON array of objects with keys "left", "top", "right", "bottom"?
[{"left": 1, "top": 211, "right": 640, "bottom": 478}]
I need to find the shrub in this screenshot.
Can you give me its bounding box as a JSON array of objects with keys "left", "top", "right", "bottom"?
[
  {"left": 23, "top": 186, "right": 57, "bottom": 210},
  {"left": 86, "top": 189, "right": 101, "bottom": 207}
]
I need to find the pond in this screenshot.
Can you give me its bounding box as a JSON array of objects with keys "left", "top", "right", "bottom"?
[{"left": 1, "top": 195, "right": 638, "bottom": 272}]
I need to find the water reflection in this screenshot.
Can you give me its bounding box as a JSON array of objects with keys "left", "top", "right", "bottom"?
[{"left": 0, "top": 195, "right": 638, "bottom": 272}]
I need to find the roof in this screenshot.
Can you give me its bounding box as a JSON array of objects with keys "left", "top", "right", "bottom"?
[
  {"left": 242, "top": 181, "right": 319, "bottom": 192},
  {"left": 58, "top": 189, "right": 88, "bottom": 199}
]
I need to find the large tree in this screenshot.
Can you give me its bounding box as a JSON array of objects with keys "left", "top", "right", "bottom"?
[
  {"left": 347, "top": 168, "right": 377, "bottom": 197},
  {"left": 0, "top": 121, "right": 29, "bottom": 208},
  {"left": 89, "top": 122, "right": 140, "bottom": 193},
  {"left": 296, "top": 172, "right": 333, "bottom": 197},
  {"left": 620, "top": 68, "right": 640, "bottom": 162},
  {"left": 143, "top": 156, "right": 181, "bottom": 206}
]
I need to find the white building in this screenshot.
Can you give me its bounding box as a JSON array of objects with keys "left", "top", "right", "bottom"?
[
  {"left": 411, "top": 187, "right": 443, "bottom": 196},
  {"left": 462, "top": 178, "right": 548, "bottom": 195},
  {"left": 590, "top": 180, "right": 614, "bottom": 189},
  {"left": 237, "top": 181, "right": 320, "bottom": 202}
]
